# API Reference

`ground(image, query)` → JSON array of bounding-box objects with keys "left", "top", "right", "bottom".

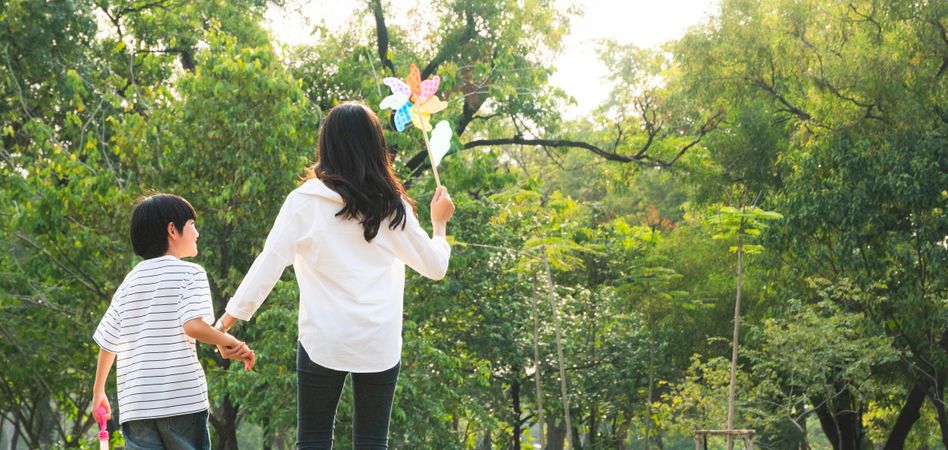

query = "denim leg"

[
  {"left": 351, "top": 362, "right": 400, "bottom": 450},
  {"left": 155, "top": 410, "right": 211, "bottom": 450},
  {"left": 122, "top": 419, "right": 166, "bottom": 450},
  {"left": 297, "top": 342, "right": 347, "bottom": 450}
]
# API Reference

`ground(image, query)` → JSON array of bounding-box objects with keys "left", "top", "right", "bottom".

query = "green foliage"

[
  {"left": 707, "top": 203, "right": 782, "bottom": 254},
  {"left": 742, "top": 279, "right": 900, "bottom": 446},
  {"left": 1, "top": 0, "right": 945, "bottom": 448}
]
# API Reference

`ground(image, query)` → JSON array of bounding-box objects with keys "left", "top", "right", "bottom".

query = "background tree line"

[{"left": 0, "top": 0, "right": 944, "bottom": 448}]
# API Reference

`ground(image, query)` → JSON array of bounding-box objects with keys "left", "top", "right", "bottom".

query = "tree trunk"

[
  {"left": 646, "top": 310, "right": 655, "bottom": 450},
  {"left": 794, "top": 401, "right": 811, "bottom": 450},
  {"left": 11, "top": 419, "right": 19, "bottom": 450},
  {"left": 67, "top": 406, "right": 96, "bottom": 449},
  {"left": 815, "top": 392, "right": 863, "bottom": 450},
  {"left": 532, "top": 281, "right": 546, "bottom": 449},
  {"left": 571, "top": 427, "right": 583, "bottom": 450},
  {"left": 929, "top": 384, "right": 948, "bottom": 448},
  {"left": 589, "top": 410, "right": 597, "bottom": 449},
  {"left": 610, "top": 414, "right": 624, "bottom": 450},
  {"left": 210, "top": 395, "right": 240, "bottom": 450},
  {"left": 479, "top": 427, "right": 492, "bottom": 450},
  {"left": 548, "top": 419, "right": 566, "bottom": 450},
  {"left": 369, "top": 0, "right": 397, "bottom": 76},
  {"left": 815, "top": 402, "right": 840, "bottom": 450},
  {"left": 26, "top": 400, "right": 42, "bottom": 450},
  {"left": 511, "top": 379, "right": 522, "bottom": 450},
  {"left": 262, "top": 415, "right": 272, "bottom": 450},
  {"left": 543, "top": 250, "right": 573, "bottom": 448},
  {"left": 883, "top": 384, "right": 926, "bottom": 450},
  {"left": 726, "top": 230, "right": 744, "bottom": 450}
]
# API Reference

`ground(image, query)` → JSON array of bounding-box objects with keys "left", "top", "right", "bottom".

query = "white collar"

[{"left": 296, "top": 178, "right": 344, "bottom": 204}]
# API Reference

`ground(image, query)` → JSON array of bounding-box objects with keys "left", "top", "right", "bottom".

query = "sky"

[{"left": 264, "top": 0, "right": 720, "bottom": 116}]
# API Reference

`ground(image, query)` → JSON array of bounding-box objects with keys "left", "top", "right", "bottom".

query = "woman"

[{"left": 216, "top": 102, "right": 455, "bottom": 449}]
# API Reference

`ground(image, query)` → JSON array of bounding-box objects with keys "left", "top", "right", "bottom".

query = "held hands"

[
  {"left": 183, "top": 317, "right": 256, "bottom": 371},
  {"left": 430, "top": 186, "right": 455, "bottom": 225},
  {"left": 210, "top": 313, "right": 254, "bottom": 371},
  {"left": 217, "top": 339, "right": 256, "bottom": 371}
]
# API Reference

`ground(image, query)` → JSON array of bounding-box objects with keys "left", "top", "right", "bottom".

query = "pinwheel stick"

[{"left": 414, "top": 104, "right": 442, "bottom": 187}]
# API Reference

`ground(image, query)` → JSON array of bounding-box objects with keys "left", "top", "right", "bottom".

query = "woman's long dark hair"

[{"left": 306, "top": 102, "right": 413, "bottom": 242}]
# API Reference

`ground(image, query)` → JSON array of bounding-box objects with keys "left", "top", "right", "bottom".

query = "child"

[{"left": 90, "top": 193, "right": 253, "bottom": 450}]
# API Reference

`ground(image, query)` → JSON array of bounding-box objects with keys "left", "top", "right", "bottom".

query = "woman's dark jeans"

[{"left": 297, "top": 342, "right": 400, "bottom": 450}]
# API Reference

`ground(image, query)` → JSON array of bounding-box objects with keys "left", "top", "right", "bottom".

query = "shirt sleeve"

[
  {"left": 177, "top": 269, "right": 215, "bottom": 327},
  {"left": 93, "top": 295, "right": 124, "bottom": 354},
  {"left": 391, "top": 200, "right": 451, "bottom": 280},
  {"left": 226, "top": 193, "right": 301, "bottom": 320}
]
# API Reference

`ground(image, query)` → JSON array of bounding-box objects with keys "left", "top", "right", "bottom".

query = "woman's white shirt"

[{"left": 225, "top": 178, "right": 450, "bottom": 372}]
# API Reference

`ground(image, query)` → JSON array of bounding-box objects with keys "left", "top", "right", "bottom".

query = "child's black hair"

[{"left": 130, "top": 194, "right": 197, "bottom": 259}]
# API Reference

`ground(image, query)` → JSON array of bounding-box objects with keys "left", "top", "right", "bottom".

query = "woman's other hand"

[{"left": 430, "top": 186, "right": 455, "bottom": 237}]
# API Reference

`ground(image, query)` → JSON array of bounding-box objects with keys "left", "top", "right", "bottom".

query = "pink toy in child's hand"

[
  {"left": 95, "top": 406, "right": 109, "bottom": 449},
  {"left": 95, "top": 406, "right": 107, "bottom": 429}
]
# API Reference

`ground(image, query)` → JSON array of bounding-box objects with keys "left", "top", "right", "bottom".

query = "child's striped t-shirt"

[{"left": 93, "top": 255, "right": 215, "bottom": 423}]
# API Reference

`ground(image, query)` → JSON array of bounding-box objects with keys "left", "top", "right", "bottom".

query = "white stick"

[{"left": 413, "top": 103, "right": 442, "bottom": 187}]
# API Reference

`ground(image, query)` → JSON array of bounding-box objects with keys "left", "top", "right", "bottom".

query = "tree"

[
  {"left": 671, "top": 0, "right": 948, "bottom": 446},
  {"left": 1, "top": 1, "right": 134, "bottom": 446},
  {"left": 1, "top": 2, "right": 285, "bottom": 446},
  {"left": 707, "top": 200, "right": 782, "bottom": 449}
]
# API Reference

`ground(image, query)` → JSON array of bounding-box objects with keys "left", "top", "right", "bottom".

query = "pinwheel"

[{"left": 380, "top": 63, "right": 452, "bottom": 186}]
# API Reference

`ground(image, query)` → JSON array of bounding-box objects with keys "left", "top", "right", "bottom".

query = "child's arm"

[
  {"left": 183, "top": 318, "right": 255, "bottom": 371},
  {"left": 91, "top": 348, "right": 115, "bottom": 421}
]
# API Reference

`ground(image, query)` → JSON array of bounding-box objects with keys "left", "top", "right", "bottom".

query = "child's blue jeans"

[
  {"left": 297, "top": 342, "right": 400, "bottom": 450},
  {"left": 121, "top": 409, "right": 210, "bottom": 450}
]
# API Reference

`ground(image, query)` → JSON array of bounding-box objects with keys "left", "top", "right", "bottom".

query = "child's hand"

[{"left": 91, "top": 391, "right": 111, "bottom": 422}]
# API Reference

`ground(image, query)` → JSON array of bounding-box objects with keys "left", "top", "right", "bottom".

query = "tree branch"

[
  {"left": 631, "top": 93, "right": 662, "bottom": 158},
  {"left": 794, "top": 25, "right": 886, "bottom": 123},
  {"left": 458, "top": 109, "right": 722, "bottom": 168},
  {"left": 657, "top": 110, "right": 725, "bottom": 166},
  {"left": 847, "top": 3, "right": 883, "bottom": 42},
  {"left": 750, "top": 77, "right": 812, "bottom": 121},
  {"left": 464, "top": 137, "right": 643, "bottom": 163},
  {"left": 369, "top": 0, "right": 397, "bottom": 77},
  {"left": 929, "top": 19, "right": 948, "bottom": 80},
  {"left": 13, "top": 232, "right": 108, "bottom": 299},
  {"left": 116, "top": 0, "right": 175, "bottom": 16}
]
